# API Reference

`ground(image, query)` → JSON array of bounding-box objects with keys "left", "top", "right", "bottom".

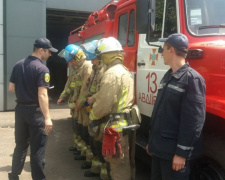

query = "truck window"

[
  {"left": 118, "top": 13, "right": 128, "bottom": 46},
  {"left": 185, "top": 0, "right": 225, "bottom": 35},
  {"left": 128, "top": 10, "right": 135, "bottom": 47},
  {"left": 149, "top": 0, "right": 164, "bottom": 42},
  {"left": 163, "top": 0, "right": 177, "bottom": 37}
]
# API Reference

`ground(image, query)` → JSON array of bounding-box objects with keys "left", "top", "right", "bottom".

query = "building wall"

[
  {"left": 46, "top": 0, "right": 110, "bottom": 11},
  {"left": 0, "top": 0, "right": 4, "bottom": 111},
  {"left": 6, "top": 0, "right": 47, "bottom": 110},
  {"left": 3, "top": 0, "right": 111, "bottom": 111}
]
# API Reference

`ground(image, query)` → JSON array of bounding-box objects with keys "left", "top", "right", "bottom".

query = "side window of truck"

[
  {"left": 163, "top": 0, "right": 177, "bottom": 37},
  {"left": 150, "top": 0, "right": 164, "bottom": 42},
  {"left": 128, "top": 10, "right": 135, "bottom": 47},
  {"left": 118, "top": 13, "right": 128, "bottom": 46}
]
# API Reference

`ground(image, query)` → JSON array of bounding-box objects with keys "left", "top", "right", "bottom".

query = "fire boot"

[
  {"left": 85, "top": 146, "right": 94, "bottom": 163},
  {"left": 81, "top": 161, "right": 92, "bottom": 169},
  {"left": 74, "top": 140, "right": 85, "bottom": 155},
  {"left": 100, "top": 163, "right": 110, "bottom": 180},
  {"left": 74, "top": 136, "right": 82, "bottom": 147},
  {"left": 91, "top": 156, "right": 102, "bottom": 174},
  {"left": 69, "top": 133, "right": 79, "bottom": 151},
  {"left": 73, "top": 149, "right": 81, "bottom": 155},
  {"left": 69, "top": 146, "right": 77, "bottom": 151},
  {"left": 84, "top": 170, "right": 100, "bottom": 177},
  {"left": 81, "top": 145, "right": 87, "bottom": 156},
  {"left": 74, "top": 154, "right": 86, "bottom": 160},
  {"left": 77, "top": 140, "right": 86, "bottom": 152}
]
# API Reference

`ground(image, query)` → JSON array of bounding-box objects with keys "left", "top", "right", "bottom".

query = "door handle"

[{"left": 138, "top": 61, "right": 146, "bottom": 66}]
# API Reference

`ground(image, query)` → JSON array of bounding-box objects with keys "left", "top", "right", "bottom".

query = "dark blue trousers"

[
  {"left": 151, "top": 156, "right": 190, "bottom": 180},
  {"left": 10, "top": 104, "right": 47, "bottom": 180}
]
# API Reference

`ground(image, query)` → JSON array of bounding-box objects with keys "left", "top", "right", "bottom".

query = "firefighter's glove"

[{"left": 102, "top": 127, "right": 122, "bottom": 158}]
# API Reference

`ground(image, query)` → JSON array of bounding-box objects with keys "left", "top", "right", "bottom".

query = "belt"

[
  {"left": 89, "top": 113, "right": 129, "bottom": 128},
  {"left": 17, "top": 102, "right": 39, "bottom": 106}
]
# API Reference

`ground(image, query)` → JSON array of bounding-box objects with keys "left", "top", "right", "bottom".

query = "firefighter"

[
  {"left": 57, "top": 44, "right": 92, "bottom": 159},
  {"left": 80, "top": 40, "right": 109, "bottom": 179},
  {"left": 88, "top": 37, "right": 134, "bottom": 180}
]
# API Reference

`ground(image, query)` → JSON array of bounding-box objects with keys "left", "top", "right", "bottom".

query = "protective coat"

[
  {"left": 59, "top": 59, "right": 92, "bottom": 126},
  {"left": 74, "top": 59, "right": 92, "bottom": 126},
  {"left": 85, "top": 63, "right": 106, "bottom": 104},
  {"left": 59, "top": 66, "right": 77, "bottom": 117},
  {"left": 89, "top": 59, "right": 134, "bottom": 123}
]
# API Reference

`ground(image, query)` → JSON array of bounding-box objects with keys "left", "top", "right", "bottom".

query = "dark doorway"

[{"left": 46, "top": 9, "right": 90, "bottom": 101}]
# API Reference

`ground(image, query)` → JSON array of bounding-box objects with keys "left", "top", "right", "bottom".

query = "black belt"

[
  {"left": 17, "top": 102, "right": 39, "bottom": 106},
  {"left": 89, "top": 112, "right": 130, "bottom": 128}
]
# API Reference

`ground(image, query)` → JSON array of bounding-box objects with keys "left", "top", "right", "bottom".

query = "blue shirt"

[{"left": 10, "top": 56, "right": 50, "bottom": 104}]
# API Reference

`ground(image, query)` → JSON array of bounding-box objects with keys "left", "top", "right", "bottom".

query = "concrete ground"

[{"left": 0, "top": 103, "right": 150, "bottom": 180}]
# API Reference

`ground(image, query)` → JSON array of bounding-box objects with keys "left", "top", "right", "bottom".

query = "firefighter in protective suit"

[
  {"left": 89, "top": 37, "right": 134, "bottom": 180},
  {"left": 57, "top": 44, "right": 92, "bottom": 159},
  {"left": 80, "top": 40, "right": 109, "bottom": 179}
]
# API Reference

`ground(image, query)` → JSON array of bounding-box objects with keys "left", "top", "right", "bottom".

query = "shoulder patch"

[{"left": 45, "top": 73, "right": 50, "bottom": 83}]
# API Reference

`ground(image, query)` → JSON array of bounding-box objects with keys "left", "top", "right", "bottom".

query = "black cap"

[
  {"left": 159, "top": 33, "right": 188, "bottom": 53},
  {"left": 34, "top": 38, "right": 58, "bottom": 53}
]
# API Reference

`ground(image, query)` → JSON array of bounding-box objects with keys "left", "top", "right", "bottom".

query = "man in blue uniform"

[
  {"left": 8, "top": 38, "right": 58, "bottom": 180},
  {"left": 147, "top": 33, "right": 206, "bottom": 180}
]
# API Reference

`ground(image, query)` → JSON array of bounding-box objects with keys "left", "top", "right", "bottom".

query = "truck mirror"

[
  {"left": 136, "top": 0, "right": 155, "bottom": 43},
  {"left": 158, "top": 46, "right": 163, "bottom": 53},
  {"left": 146, "top": 0, "right": 155, "bottom": 44}
]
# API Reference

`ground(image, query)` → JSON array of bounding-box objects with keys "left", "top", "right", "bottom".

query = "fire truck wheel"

[{"left": 190, "top": 157, "right": 225, "bottom": 180}]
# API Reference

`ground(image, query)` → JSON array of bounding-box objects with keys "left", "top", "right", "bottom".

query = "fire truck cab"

[{"left": 68, "top": 0, "right": 225, "bottom": 178}]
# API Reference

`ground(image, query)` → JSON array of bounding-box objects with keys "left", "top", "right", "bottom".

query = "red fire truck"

[{"left": 68, "top": 0, "right": 225, "bottom": 178}]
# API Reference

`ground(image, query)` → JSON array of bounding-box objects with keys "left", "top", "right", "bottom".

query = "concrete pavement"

[
  {"left": 0, "top": 103, "right": 151, "bottom": 180},
  {"left": 0, "top": 103, "right": 100, "bottom": 180}
]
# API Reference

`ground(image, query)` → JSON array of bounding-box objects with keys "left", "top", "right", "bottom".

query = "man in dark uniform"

[
  {"left": 8, "top": 38, "right": 58, "bottom": 180},
  {"left": 147, "top": 33, "right": 206, "bottom": 180}
]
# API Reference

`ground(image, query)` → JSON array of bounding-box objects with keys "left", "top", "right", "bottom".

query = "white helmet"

[{"left": 96, "top": 37, "right": 123, "bottom": 55}]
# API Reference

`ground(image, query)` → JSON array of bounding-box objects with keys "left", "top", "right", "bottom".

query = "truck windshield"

[{"left": 185, "top": 0, "right": 225, "bottom": 36}]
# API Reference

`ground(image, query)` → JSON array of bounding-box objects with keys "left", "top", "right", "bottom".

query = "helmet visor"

[
  {"left": 81, "top": 42, "right": 97, "bottom": 60},
  {"left": 58, "top": 49, "right": 74, "bottom": 62}
]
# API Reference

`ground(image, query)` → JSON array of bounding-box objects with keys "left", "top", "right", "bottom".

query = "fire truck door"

[
  {"left": 136, "top": 0, "right": 177, "bottom": 117},
  {"left": 114, "top": 4, "right": 137, "bottom": 72}
]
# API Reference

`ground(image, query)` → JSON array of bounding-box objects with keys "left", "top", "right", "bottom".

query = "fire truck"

[{"left": 68, "top": 0, "right": 225, "bottom": 178}]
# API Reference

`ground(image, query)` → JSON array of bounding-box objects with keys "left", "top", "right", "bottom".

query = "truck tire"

[
  {"left": 190, "top": 112, "right": 225, "bottom": 180},
  {"left": 190, "top": 157, "right": 225, "bottom": 180}
]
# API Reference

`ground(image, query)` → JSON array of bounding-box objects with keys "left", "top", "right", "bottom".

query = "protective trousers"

[
  {"left": 77, "top": 108, "right": 90, "bottom": 154},
  {"left": 71, "top": 109, "right": 76, "bottom": 132},
  {"left": 90, "top": 140, "right": 104, "bottom": 171},
  {"left": 80, "top": 126, "right": 89, "bottom": 156},
  {"left": 82, "top": 126, "right": 89, "bottom": 146},
  {"left": 11, "top": 105, "right": 47, "bottom": 180},
  {"left": 105, "top": 134, "right": 131, "bottom": 180}
]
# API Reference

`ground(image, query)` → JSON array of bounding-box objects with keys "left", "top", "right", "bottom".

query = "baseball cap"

[
  {"left": 159, "top": 33, "right": 188, "bottom": 53},
  {"left": 34, "top": 38, "right": 58, "bottom": 53}
]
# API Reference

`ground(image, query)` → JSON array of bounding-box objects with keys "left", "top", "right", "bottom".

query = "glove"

[{"left": 102, "top": 127, "right": 123, "bottom": 158}]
